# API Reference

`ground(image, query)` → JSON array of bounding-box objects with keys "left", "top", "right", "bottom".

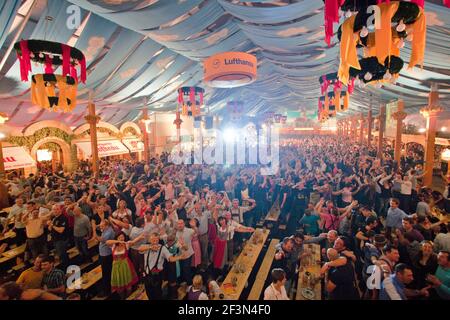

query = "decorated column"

[
  {"left": 351, "top": 116, "right": 357, "bottom": 141},
  {"left": 141, "top": 108, "right": 150, "bottom": 162},
  {"left": 0, "top": 113, "right": 9, "bottom": 208},
  {"left": 378, "top": 104, "right": 386, "bottom": 159},
  {"left": 392, "top": 100, "right": 407, "bottom": 163},
  {"left": 85, "top": 100, "right": 100, "bottom": 178},
  {"left": 421, "top": 84, "right": 443, "bottom": 187},
  {"left": 344, "top": 119, "right": 349, "bottom": 138},
  {"left": 174, "top": 111, "right": 183, "bottom": 143},
  {"left": 367, "top": 108, "right": 373, "bottom": 147},
  {"left": 359, "top": 113, "right": 365, "bottom": 145}
]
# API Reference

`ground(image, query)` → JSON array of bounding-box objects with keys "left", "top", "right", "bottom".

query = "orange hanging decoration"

[
  {"left": 408, "top": 8, "right": 426, "bottom": 69},
  {"left": 31, "top": 74, "right": 77, "bottom": 112},
  {"left": 374, "top": 2, "right": 400, "bottom": 65},
  {"left": 338, "top": 15, "right": 360, "bottom": 85},
  {"left": 334, "top": 90, "right": 341, "bottom": 112}
]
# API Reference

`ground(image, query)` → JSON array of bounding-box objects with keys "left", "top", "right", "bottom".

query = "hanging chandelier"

[
  {"left": 336, "top": 0, "right": 425, "bottom": 86},
  {"left": 177, "top": 86, "right": 204, "bottom": 117},
  {"left": 14, "top": 39, "right": 86, "bottom": 112}
]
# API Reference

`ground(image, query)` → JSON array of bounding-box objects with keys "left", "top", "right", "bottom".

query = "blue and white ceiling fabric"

[{"left": 0, "top": 0, "right": 448, "bottom": 128}]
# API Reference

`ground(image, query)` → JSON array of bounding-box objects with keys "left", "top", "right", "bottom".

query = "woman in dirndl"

[
  {"left": 211, "top": 217, "right": 229, "bottom": 277},
  {"left": 106, "top": 232, "right": 138, "bottom": 299}
]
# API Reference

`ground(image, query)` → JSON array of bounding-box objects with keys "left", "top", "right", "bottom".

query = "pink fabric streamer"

[
  {"left": 70, "top": 65, "right": 78, "bottom": 82},
  {"left": 318, "top": 99, "right": 323, "bottom": 117},
  {"left": 348, "top": 77, "right": 355, "bottom": 94},
  {"left": 333, "top": 80, "right": 343, "bottom": 92},
  {"left": 61, "top": 44, "right": 71, "bottom": 76},
  {"left": 444, "top": 0, "right": 450, "bottom": 8},
  {"left": 79, "top": 57, "right": 86, "bottom": 84},
  {"left": 44, "top": 55, "right": 54, "bottom": 74},
  {"left": 19, "top": 40, "right": 31, "bottom": 81},
  {"left": 189, "top": 87, "right": 195, "bottom": 105},
  {"left": 178, "top": 88, "right": 184, "bottom": 104},
  {"left": 324, "top": 0, "right": 340, "bottom": 46},
  {"left": 321, "top": 76, "right": 330, "bottom": 95}
]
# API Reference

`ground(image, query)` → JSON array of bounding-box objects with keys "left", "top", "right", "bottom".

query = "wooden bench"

[
  {"left": 0, "top": 243, "right": 26, "bottom": 264},
  {"left": 126, "top": 280, "right": 175, "bottom": 300},
  {"left": 247, "top": 238, "right": 279, "bottom": 300},
  {"left": 214, "top": 228, "right": 270, "bottom": 300},
  {"left": 127, "top": 284, "right": 148, "bottom": 300},
  {"left": 265, "top": 202, "right": 280, "bottom": 223},
  {"left": 0, "top": 231, "right": 16, "bottom": 242},
  {"left": 66, "top": 265, "right": 102, "bottom": 294},
  {"left": 67, "top": 238, "right": 98, "bottom": 259},
  {"left": 54, "top": 238, "right": 98, "bottom": 268}
]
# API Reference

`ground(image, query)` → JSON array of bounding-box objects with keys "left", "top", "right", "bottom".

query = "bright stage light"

[
  {"left": 418, "top": 128, "right": 426, "bottom": 133},
  {"left": 224, "top": 128, "right": 238, "bottom": 143},
  {"left": 0, "top": 132, "right": 5, "bottom": 140},
  {"left": 441, "top": 127, "right": 447, "bottom": 132}
]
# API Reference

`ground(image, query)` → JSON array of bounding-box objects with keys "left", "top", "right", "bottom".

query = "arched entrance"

[{"left": 30, "top": 137, "right": 72, "bottom": 172}]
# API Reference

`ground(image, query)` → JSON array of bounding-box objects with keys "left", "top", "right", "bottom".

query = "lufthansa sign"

[{"left": 204, "top": 52, "right": 257, "bottom": 88}]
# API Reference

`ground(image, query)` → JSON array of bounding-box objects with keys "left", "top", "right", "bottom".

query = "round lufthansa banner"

[{"left": 204, "top": 52, "right": 257, "bottom": 88}]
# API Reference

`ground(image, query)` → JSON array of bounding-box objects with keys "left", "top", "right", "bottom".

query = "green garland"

[
  {"left": 7, "top": 127, "right": 73, "bottom": 150},
  {"left": 39, "top": 142, "right": 61, "bottom": 152},
  {"left": 123, "top": 126, "right": 138, "bottom": 136},
  {"left": 6, "top": 126, "right": 121, "bottom": 151}
]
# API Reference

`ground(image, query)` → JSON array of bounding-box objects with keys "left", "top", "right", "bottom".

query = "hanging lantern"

[
  {"left": 263, "top": 111, "right": 275, "bottom": 124},
  {"left": 13, "top": 40, "right": 86, "bottom": 112},
  {"left": 227, "top": 101, "right": 244, "bottom": 122},
  {"left": 178, "top": 86, "right": 204, "bottom": 117},
  {"left": 274, "top": 114, "right": 282, "bottom": 123}
]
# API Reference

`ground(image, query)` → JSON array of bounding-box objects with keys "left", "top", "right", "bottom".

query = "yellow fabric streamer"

[
  {"left": 31, "top": 74, "right": 77, "bottom": 112},
  {"left": 324, "top": 95, "right": 330, "bottom": 113},
  {"left": 375, "top": 2, "right": 400, "bottom": 65},
  {"left": 334, "top": 90, "right": 341, "bottom": 112},
  {"left": 181, "top": 103, "right": 201, "bottom": 117},
  {"left": 338, "top": 15, "right": 361, "bottom": 85},
  {"left": 409, "top": 8, "right": 426, "bottom": 69}
]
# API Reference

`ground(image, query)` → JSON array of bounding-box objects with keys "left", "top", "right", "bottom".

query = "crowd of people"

[{"left": 0, "top": 136, "right": 449, "bottom": 301}]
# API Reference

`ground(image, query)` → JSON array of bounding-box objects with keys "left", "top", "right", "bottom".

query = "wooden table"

[
  {"left": 265, "top": 201, "right": 280, "bottom": 223},
  {"left": 66, "top": 265, "right": 102, "bottom": 294},
  {"left": 215, "top": 228, "right": 270, "bottom": 300},
  {"left": 296, "top": 243, "right": 322, "bottom": 300},
  {"left": 248, "top": 238, "right": 279, "bottom": 300}
]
